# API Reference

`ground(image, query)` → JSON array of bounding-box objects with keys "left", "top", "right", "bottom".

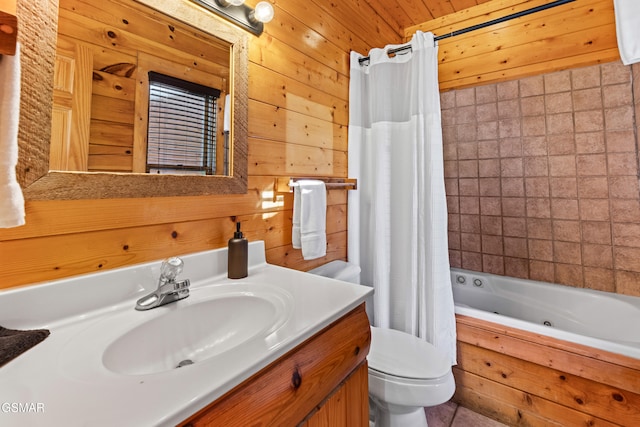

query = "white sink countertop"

[{"left": 0, "top": 241, "right": 372, "bottom": 426}]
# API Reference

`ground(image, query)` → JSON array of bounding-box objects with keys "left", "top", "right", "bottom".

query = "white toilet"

[{"left": 309, "top": 261, "right": 455, "bottom": 427}]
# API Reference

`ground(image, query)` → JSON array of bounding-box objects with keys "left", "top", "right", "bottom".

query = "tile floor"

[{"left": 425, "top": 401, "right": 508, "bottom": 427}]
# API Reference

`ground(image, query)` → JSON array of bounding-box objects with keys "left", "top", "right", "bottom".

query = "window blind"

[{"left": 147, "top": 72, "right": 221, "bottom": 175}]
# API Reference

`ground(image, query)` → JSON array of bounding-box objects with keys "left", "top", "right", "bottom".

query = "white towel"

[
  {"left": 0, "top": 44, "right": 25, "bottom": 228},
  {"left": 291, "top": 180, "right": 326, "bottom": 260},
  {"left": 613, "top": 0, "right": 640, "bottom": 65},
  {"left": 223, "top": 94, "right": 231, "bottom": 132},
  {"left": 292, "top": 184, "right": 302, "bottom": 249}
]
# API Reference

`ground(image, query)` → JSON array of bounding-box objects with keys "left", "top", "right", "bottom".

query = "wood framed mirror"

[{"left": 18, "top": 0, "right": 248, "bottom": 200}]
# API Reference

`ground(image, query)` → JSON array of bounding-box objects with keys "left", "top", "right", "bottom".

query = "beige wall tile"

[
  {"left": 504, "top": 237, "right": 528, "bottom": 258},
  {"left": 579, "top": 199, "right": 611, "bottom": 221},
  {"left": 520, "top": 95, "right": 545, "bottom": 116},
  {"left": 553, "top": 220, "right": 581, "bottom": 242},
  {"left": 456, "top": 88, "right": 476, "bottom": 106},
  {"left": 575, "top": 132, "right": 605, "bottom": 154},
  {"left": 505, "top": 257, "right": 529, "bottom": 279},
  {"left": 483, "top": 255, "right": 505, "bottom": 274},
  {"left": 547, "top": 134, "right": 575, "bottom": 155},
  {"left": 572, "top": 88, "right": 602, "bottom": 111},
  {"left": 546, "top": 92, "right": 573, "bottom": 113},
  {"left": 601, "top": 62, "right": 631, "bottom": 85},
  {"left": 476, "top": 84, "right": 497, "bottom": 104},
  {"left": 554, "top": 241, "right": 582, "bottom": 264},
  {"left": 462, "top": 251, "right": 482, "bottom": 270},
  {"left": 524, "top": 157, "right": 549, "bottom": 176},
  {"left": 480, "top": 197, "right": 502, "bottom": 216},
  {"left": 582, "top": 221, "right": 612, "bottom": 244},
  {"left": 503, "top": 217, "right": 527, "bottom": 237},
  {"left": 577, "top": 177, "right": 609, "bottom": 198},
  {"left": 551, "top": 198, "right": 579, "bottom": 220},
  {"left": 583, "top": 243, "right": 613, "bottom": 268},
  {"left": 584, "top": 267, "right": 615, "bottom": 292},
  {"left": 614, "top": 246, "right": 640, "bottom": 272},
  {"left": 616, "top": 271, "right": 640, "bottom": 295},
  {"left": 529, "top": 260, "right": 555, "bottom": 282},
  {"left": 544, "top": 70, "right": 571, "bottom": 93},
  {"left": 606, "top": 130, "right": 636, "bottom": 152},
  {"left": 613, "top": 223, "right": 640, "bottom": 247},
  {"left": 548, "top": 155, "right": 576, "bottom": 176},
  {"left": 525, "top": 177, "right": 550, "bottom": 197},
  {"left": 572, "top": 66, "right": 601, "bottom": 89},
  {"left": 481, "top": 215, "right": 502, "bottom": 235},
  {"left": 555, "top": 263, "right": 584, "bottom": 287},
  {"left": 479, "top": 177, "right": 501, "bottom": 196},
  {"left": 603, "top": 83, "right": 633, "bottom": 108},
  {"left": 527, "top": 218, "right": 553, "bottom": 239},
  {"left": 446, "top": 61, "right": 640, "bottom": 296},
  {"left": 576, "top": 154, "right": 607, "bottom": 176},
  {"left": 529, "top": 239, "right": 553, "bottom": 261},
  {"left": 550, "top": 177, "right": 578, "bottom": 198},
  {"left": 520, "top": 75, "right": 544, "bottom": 97},
  {"left": 497, "top": 80, "right": 519, "bottom": 100}
]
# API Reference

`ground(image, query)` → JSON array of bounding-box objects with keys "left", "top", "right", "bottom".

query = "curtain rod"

[{"left": 358, "top": 0, "right": 576, "bottom": 65}]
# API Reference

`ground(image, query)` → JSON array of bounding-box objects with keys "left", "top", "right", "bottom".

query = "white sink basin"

[
  {"left": 104, "top": 287, "right": 290, "bottom": 375},
  {"left": 59, "top": 283, "right": 293, "bottom": 378}
]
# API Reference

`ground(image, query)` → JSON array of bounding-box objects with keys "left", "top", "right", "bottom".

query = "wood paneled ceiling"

[{"left": 364, "top": 0, "right": 493, "bottom": 31}]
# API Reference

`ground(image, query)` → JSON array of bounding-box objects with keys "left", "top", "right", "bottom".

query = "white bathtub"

[{"left": 450, "top": 268, "right": 640, "bottom": 360}]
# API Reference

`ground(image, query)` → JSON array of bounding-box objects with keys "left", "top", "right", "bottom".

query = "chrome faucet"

[{"left": 135, "top": 257, "right": 190, "bottom": 311}]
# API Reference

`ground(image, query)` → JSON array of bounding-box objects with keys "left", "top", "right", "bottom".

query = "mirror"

[{"left": 20, "top": 0, "right": 248, "bottom": 200}]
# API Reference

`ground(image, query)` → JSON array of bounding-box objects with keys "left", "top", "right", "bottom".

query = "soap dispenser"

[{"left": 228, "top": 221, "right": 248, "bottom": 279}]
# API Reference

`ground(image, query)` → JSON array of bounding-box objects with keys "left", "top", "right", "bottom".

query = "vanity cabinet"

[{"left": 180, "top": 304, "right": 371, "bottom": 427}]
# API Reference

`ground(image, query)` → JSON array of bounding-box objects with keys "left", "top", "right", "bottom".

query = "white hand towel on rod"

[
  {"left": 291, "top": 180, "right": 326, "bottom": 260},
  {"left": 0, "top": 44, "right": 25, "bottom": 228},
  {"left": 292, "top": 184, "right": 302, "bottom": 249},
  {"left": 613, "top": 0, "right": 640, "bottom": 65}
]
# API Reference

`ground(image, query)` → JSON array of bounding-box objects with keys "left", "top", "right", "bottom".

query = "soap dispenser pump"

[{"left": 228, "top": 221, "right": 248, "bottom": 279}]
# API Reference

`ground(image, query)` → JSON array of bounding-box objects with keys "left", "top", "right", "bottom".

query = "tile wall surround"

[{"left": 442, "top": 61, "right": 640, "bottom": 297}]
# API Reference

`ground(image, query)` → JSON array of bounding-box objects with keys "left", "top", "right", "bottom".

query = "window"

[{"left": 146, "top": 72, "right": 221, "bottom": 175}]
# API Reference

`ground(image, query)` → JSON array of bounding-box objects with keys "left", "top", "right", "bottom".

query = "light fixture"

[
  {"left": 251, "top": 2, "right": 275, "bottom": 24},
  {"left": 191, "top": 0, "right": 274, "bottom": 36}
]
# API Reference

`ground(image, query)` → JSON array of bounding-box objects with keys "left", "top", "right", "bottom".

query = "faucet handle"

[
  {"left": 173, "top": 279, "right": 190, "bottom": 292},
  {"left": 160, "top": 257, "right": 184, "bottom": 281}
]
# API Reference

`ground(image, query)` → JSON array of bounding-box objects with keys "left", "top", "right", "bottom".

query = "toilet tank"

[
  {"left": 308, "top": 260, "right": 361, "bottom": 284},
  {"left": 308, "top": 261, "right": 374, "bottom": 322}
]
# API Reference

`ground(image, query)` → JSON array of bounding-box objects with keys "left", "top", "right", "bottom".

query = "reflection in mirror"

[
  {"left": 146, "top": 71, "right": 227, "bottom": 176},
  {"left": 21, "top": 0, "right": 248, "bottom": 199}
]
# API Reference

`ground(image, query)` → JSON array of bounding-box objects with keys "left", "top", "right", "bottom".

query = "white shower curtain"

[{"left": 347, "top": 31, "right": 456, "bottom": 364}]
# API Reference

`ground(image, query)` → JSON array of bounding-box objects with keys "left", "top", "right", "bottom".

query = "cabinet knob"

[{"left": 291, "top": 367, "right": 302, "bottom": 389}]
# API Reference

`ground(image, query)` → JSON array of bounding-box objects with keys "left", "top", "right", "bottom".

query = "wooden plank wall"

[
  {"left": 0, "top": 0, "right": 401, "bottom": 290},
  {"left": 2, "top": 0, "right": 621, "bottom": 290},
  {"left": 405, "top": 0, "right": 620, "bottom": 90},
  {"left": 454, "top": 315, "right": 640, "bottom": 426}
]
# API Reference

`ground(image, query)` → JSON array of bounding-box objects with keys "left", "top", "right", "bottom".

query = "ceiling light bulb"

[
  {"left": 228, "top": 0, "right": 245, "bottom": 5},
  {"left": 253, "top": 1, "right": 274, "bottom": 23}
]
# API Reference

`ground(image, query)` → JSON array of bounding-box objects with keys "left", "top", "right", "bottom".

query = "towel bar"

[
  {"left": 274, "top": 177, "right": 357, "bottom": 192},
  {"left": 272, "top": 177, "right": 357, "bottom": 202}
]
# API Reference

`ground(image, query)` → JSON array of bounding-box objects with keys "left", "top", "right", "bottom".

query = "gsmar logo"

[{"left": 1, "top": 402, "right": 45, "bottom": 413}]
